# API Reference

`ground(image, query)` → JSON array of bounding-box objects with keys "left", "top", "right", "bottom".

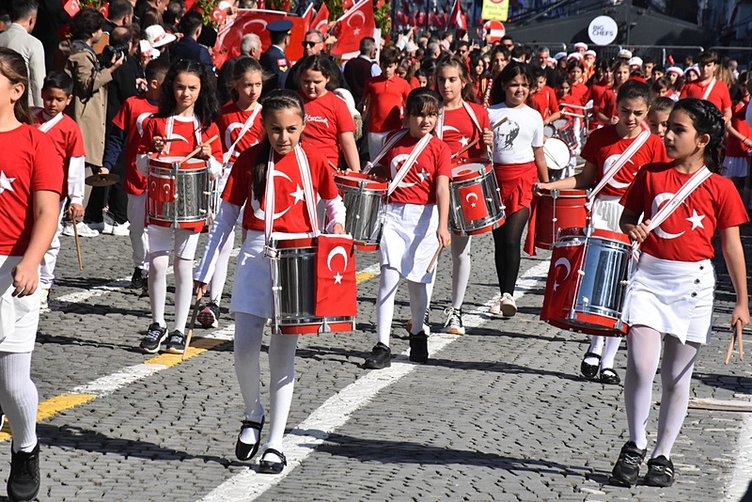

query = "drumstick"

[
  {"left": 453, "top": 117, "right": 509, "bottom": 160},
  {"left": 725, "top": 320, "right": 744, "bottom": 365},
  {"left": 491, "top": 116, "right": 509, "bottom": 130},
  {"left": 426, "top": 242, "right": 447, "bottom": 274},
  {"left": 71, "top": 217, "right": 84, "bottom": 271},
  {"left": 178, "top": 134, "right": 219, "bottom": 164},
  {"left": 182, "top": 289, "right": 204, "bottom": 361}
]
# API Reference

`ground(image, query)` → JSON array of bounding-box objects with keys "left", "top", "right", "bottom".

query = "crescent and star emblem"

[
  {"left": 390, "top": 154, "right": 416, "bottom": 189},
  {"left": 326, "top": 246, "right": 349, "bottom": 284},
  {"left": 224, "top": 122, "right": 243, "bottom": 150},
  {"left": 347, "top": 11, "right": 366, "bottom": 35},
  {"left": 251, "top": 170, "right": 299, "bottom": 220},
  {"left": 651, "top": 193, "right": 685, "bottom": 240},
  {"left": 136, "top": 112, "right": 153, "bottom": 137},
  {"left": 465, "top": 191, "right": 478, "bottom": 207},
  {"left": 552, "top": 257, "right": 571, "bottom": 292},
  {"left": 242, "top": 19, "right": 268, "bottom": 32},
  {"left": 603, "top": 154, "right": 633, "bottom": 190}
]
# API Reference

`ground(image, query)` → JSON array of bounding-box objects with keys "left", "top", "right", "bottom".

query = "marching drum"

[
  {"left": 335, "top": 172, "right": 388, "bottom": 251},
  {"left": 147, "top": 155, "right": 210, "bottom": 228},
  {"left": 449, "top": 160, "right": 505, "bottom": 235},
  {"left": 534, "top": 188, "right": 588, "bottom": 249},
  {"left": 543, "top": 123, "right": 557, "bottom": 138},
  {"left": 553, "top": 118, "right": 577, "bottom": 150},
  {"left": 271, "top": 236, "right": 356, "bottom": 335},
  {"left": 540, "top": 227, "right": 630, "bottom": 336},
  {"left": 543, "top": 137, "right": 572, "bottom": 181}
]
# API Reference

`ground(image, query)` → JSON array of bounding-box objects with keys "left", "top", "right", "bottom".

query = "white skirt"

[
  {"left": 380, "top": 202, "right": 439, "bottom": 283},
  {"left": 621, "top": 253, "right": 715, "bottom": 344},
  {"left": 230, "top": 230, "right": 273, "bottom": 319},
  {"left": 0, "top": 255, "right": 40, "bottom": 353},
  {"left": 722, "top": 156, "right": 749, "bottom": 178},
  {"left": 590, "top": 195, "right": 623, "bottom": 232}
]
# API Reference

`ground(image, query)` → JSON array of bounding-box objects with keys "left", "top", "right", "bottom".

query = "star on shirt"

[
  {"left": 417, "top": 169, "right": 430, "bottom": 183},
  {"left": 686, "top": 210, "right": 705, "bottom": 231},
  {"left": 334, "top": 272, "right": 343, "bottom": 284},
  {"left": 459, "top": 136, "right": 470, "bottom": 147},
  {"left": 291, "top": 184, "right": 305, "bottom": 204},
  {"left": 0, "top": 171, "right": 15, "bottom": 194}
]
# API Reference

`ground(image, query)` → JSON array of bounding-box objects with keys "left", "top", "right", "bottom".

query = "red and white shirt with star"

[
  {"left": 438, "top": 102, "right": 491, "bottom": 163},
  {"left": 300, "top": 91, "right": 355, "bottom": 168},
  {"left": 381, "top": 132, "right": 452, "bottom": 205},
  {"left": 581, "top": 125, "right": 669, "bottom": 197},
  {"left": 223, "top": 142, "right": 339, "bottom": 233},
  {"left": 216, "top": 101, "right": 264, "bottom": 164},
  {"left": 621, "top": 162, "right": 749, "bottom": 261},
  {"left": 32, "top": 109, "right": 85, "bottom": 201},
  {"left": 0, "top": 124, "right": 63, "bottom": 256},
  {"left": 113, "top": 95, "right": 158, "bottom": 195}
]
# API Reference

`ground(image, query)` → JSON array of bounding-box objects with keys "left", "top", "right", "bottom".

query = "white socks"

[
  {"left": 376, "top": 266, "right": 401, "bottom": 346},
  {"left": 264, "top": 332, "right": 298, "bottom": 453},
  {"left": 149, "top": 253, "right": 169, "bottom": 328},
  {"left": 584, "top": 335, "right": 622, "bottom": 370},
  {"left": 172, "top": 256, "right": 194, "bottom": 334},
  {"left": 450, "top": 235, "right": 472, "bottom": 309},
  {"left": 0, "top": 352, "right": 38, "bottom": 452},
  {"left": 209, "top": 226, "right": 235, "bottom": 304}
]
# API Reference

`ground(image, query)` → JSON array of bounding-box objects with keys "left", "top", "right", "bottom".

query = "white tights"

[
  {"left": 208, "top": 226, "right": 235, "bottom": 305},
  {"left": 234, "top": 313, "right": 298, "bottom": 453},
  {"left": 0, "top": 352, "right": 38, "bottom": 452},
  {"left": 625, "top": 325, "right": 700, "bottom": 459},
  {"left": 425, "top": 234, "right": 472, "bottom": 310},
  {"left": 376, "top": 266, "right": 430, "bottom": 345},
  {"left": 584, "top": 335, "right": 622, "bottom": 370},
  {"left": 149, "top": 253, "right": 194, "bottom": 333}
]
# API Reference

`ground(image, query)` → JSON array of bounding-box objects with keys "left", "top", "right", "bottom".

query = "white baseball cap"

[
  {"left": 628, "top": 56, "right": 643, "bottom": 67},
  {"left": 666, "top": 66, "right": 683, "bottom": 76},
  {"left": 145, "top": 24, "right": 177, "bottom": 49},
  {"left": 617, "top": 49, "right": 632, "bottom": 59}
]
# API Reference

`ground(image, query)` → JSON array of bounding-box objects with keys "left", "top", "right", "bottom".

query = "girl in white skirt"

[
  {"left": 0, "top": 48, "right": 63, "bottom": 501},
  {"left": 195, "top": 90, "right": 346, "bottom": 474},
  {"left": 363, "top": 88, "right": 452, "bottom": 369},
  {"left": 609, "top": 98, "right": 749, "bottom": 488}
]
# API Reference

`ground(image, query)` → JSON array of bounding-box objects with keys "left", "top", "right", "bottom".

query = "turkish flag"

[
  {"left": 63, "top": 0, "right": 81, "bottom": 17},
  {"left": 311, "top": 3, "right": 330, "bottom": 34},
  {"left": 540, "top": 241, "right": 585, "bottom": 325},
  {"left": 212, "top": 9, "right": 306, "bottom": 70},
  {"left": 458, "top": 184, "right": 488, "bottom": 221},
  {"left": 314, "top": 235, "right": 357, "bottom": 317},
  {"left": 343, "top": 0, "right": 355, "bottom": 10},
  {"left": 148, "top": 175, "right": 175, "bottom": 216},
  {"left": 98, "top": 3, "right": 109, "bottom": 18},
  {"left": 330, "top": 0, "right": 376, "bottom": 56},
  {"left": 450, "top": 0, "right": 466, "bottom": 30},
  {"left": 302, "top": 3, "right": 315, "bottom": 32},
  {"left": 211, "top": 7, "right": 227, "bottom": 25}
]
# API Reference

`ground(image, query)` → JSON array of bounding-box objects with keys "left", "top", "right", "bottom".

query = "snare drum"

[
  {"left": 543, "top": 137, "right": 572, "bottom": 180},
  {"left": 335, "top": 172, "right": 388, "bottom": 251},
  {"left": 553, "top": 118, "right": 577, "bottom": 149},
  {"left": 147, "top": 155, "right": 210, "bottom": 230},
  {"left": 271, "top": 236, "right": 356, "bottom": 335},
  {"left": 543, "top": 123, "right": 556, "bottom": 138},
  {"left": 534, "top": 188, "right": 588, "bottom": 249},
  {"left": 540, "top": 227, "right": 630, "bottom": 336},
  {"left": 449, "top": 160, "right": 505, "bottom": 235}
]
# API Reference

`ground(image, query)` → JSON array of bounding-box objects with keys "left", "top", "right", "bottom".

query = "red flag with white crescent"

[
  {"left": 450, "top": 0, "right": 467, "bottom": 30},
  {"left": 302, "top": 3, "right": 315, "bottom": 32},
  {"left": 63, "top": 0, "right": 81, "bottom": 17},
  {"left": 314, "top": 235, "right": 357, "bottom": 317},
  {"left": 311, "top": 3, "right": 329, "bottom": 34},
  {"left": 148, "top": 175, "right": 175, "bottom": 216},
  {"left": 457, "top": 184, "right": 487, "bottom": 221},
  {"left": 329, "top": 0, "right": 376, "bottom": 56},
  {"left": 539, "top": 242, "right": 585, "bottom": 323}
]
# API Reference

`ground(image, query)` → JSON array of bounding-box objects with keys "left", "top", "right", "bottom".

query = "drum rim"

[
  {"left": 537, "top": 187, "right": 589, "bottom": 197},
  {"left": 555, "top": 226, "right": 630, "bottom": 245},
  {"left": 149, "top": 154, "right": 207, "bottom": 168},
  {"left": 450, "top": 162, "right": 492, "bottom": 182},
  {"left": 335, "top": 172, "right": 389, "bottom": 190}
]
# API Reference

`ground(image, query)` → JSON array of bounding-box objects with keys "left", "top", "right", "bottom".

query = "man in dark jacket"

[
  {"left": 259, "top": 19, "right": 292, "bottom": 90},
  {"left": 343, "top": 36, "right": 378, "bottom": 112},
  {"left": 169, "top": 11, "right": 213, "bottom": 73}
]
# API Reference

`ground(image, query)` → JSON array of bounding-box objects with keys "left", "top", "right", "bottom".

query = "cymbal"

[{"left": 85, "top": 173, "right": 120, "bottom": 187}]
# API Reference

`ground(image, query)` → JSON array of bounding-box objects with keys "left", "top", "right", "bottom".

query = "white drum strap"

[
  {"left": 263, "top": 151, "right": 277, "bottom": 246},
  {"left": 165, "top": 116, "right": 202, "bottom": 156},
  {"left": 436, "top": 102, "right": 482, "bottom": 140},
  {"left": 363, "top": 129, "right": 408, "bottom": 173},
  {"left": 386, "top": 133, "right": 432, "bottom": 198},
  {"left": 463, "top": 100, "right": 483, "bottom": 135},
  {"left": 631, "top": 166, "right": 712, "bottom": 256},
  {"left": 586, "top": 127, "right": 650, "bottom": 210},
  {"left": 36, "top": 110, "right": 64, "bottom": 133},
  {"left": 222, "top": 104, "right": 262, "bottom": 166},
  {"left": 702, "top": 78, "right": 716, "bottom": 100}
]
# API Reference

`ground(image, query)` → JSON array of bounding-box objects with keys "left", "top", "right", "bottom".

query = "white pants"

[
  {"left": 127, "top": 193, "right": 149, "bottom": 271},
  {"left": 40, "top": 200, "right": 66, "bottom": 289}
]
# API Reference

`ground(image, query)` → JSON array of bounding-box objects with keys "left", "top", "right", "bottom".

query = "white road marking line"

[
  {"left": 725, "top": 415, "right": 752, "bottom": 500},
  {"left": 200, "top": 260, "right": 551, "bottom": 502}
]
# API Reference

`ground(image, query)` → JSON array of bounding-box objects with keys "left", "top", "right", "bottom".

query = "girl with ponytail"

[{"left": 609, "top": 98, "right": 749, "bottom": 488}]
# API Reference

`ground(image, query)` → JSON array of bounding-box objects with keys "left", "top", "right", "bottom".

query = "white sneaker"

[
  {"left": 499, "top": 292, "right": 517, "bottom": 317},
  {"left": 62, "top": 222, "right": 99, "bottom": 237},
  {"left": 88, "top": 221, "right": 114, "bottom": 234},
  {"left": 40, "top": 288, "right": 49, "bottom": 309},
  {"left": 111, "top": 221, "right": 130, "bottom": 236}
]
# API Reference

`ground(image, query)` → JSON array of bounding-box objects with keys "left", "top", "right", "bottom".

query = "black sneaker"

[
  {"left": 364, "top": 342, "right": 391, "bottom": 369},
  {"left": 643, "top": 455, "right": 675, "bottom": 487},
  {"left": 130, "top": 268, "right": 146, "bottom": 289},
  {"left": 441, "top": 307, "right": 465, "bottom": 335},
  {"left": 7, "top": 442, "right": 40, "bottom": 502},
  {"left": 165, "top": 330, "right": 186, "bottom": 354},
  {"left": 197, "top": 302, "right": 220, "bottom": 329},
  {"left": 406, "top": 309, "right": 430, "bottom": 334},
  {"left": 140, "top": 323, "right": 168, "bottom": 354},
  {"left": 609, "top": 441, "right": 647, "bottom": 487},
  {"left": 408, "top": 330, "right": 429, "bottom": 363}
]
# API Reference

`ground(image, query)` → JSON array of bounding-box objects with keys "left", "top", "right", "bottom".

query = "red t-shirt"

[
  {"left": 621, "top": 162, "right": 749, "bottom": 261},
  {"left": 216, "top": 101, "right": 264, "bottom": 164},
  {"left": 33, "top": 110, "right": 85, "bottom": 200},
  {"left": 382, "top": 132, "right": 452, "bottom": 205},
  {"left": 569, "top": 82, "right": 591, "bottom": 106},
  {"left": 591, "top": 84, "right": 616, "bottom": 125},
  {"left": 112, "top": 96, "right": 158, "bottom": 195},
  {"left": 680, "top": 79, "right": 731, "bottom": 113},
  {"left": 300, "top": 91, "right": 355, "bottom": 167},
  {"left": 363, "top": 74, "right": 412, "bottom": 133},
  {"left": 727, "top": 101, "right": 751, "bottom": 157},
  {"left": 581, "top": 125, "right": 669, "bottom": 197},
  {"left": 0, "top": 124, "right": 63, "bottom": 256},
  {"left": 528, "top": 86, "right": 559, "bottom": 121},
  {"left": 223, "top": 143, "right": 339, "bottom": 233},
  {"left": 438, "top": 103, "right": 490, "bottom": 162}
]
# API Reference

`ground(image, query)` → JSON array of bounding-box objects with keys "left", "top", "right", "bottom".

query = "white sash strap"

[
  {"left": 386, "top": 133, "right": 432, "bottom": 198},
  {"left": 263, "top": 151, "right": 277, "bottom": 246},
  {"left": 586, "top": 127, "right": 651, "bottom": 210},
  {"left": 363, "top": 129, "right": 409, "bottom": 173},
  {"left": 222, "top": 104, "right": 262, "bottom": 165},
  {"left": 436, "top": 101, "right": 482, "bottom": 140},
  {"left": 702, "top": 78, "right": 716, "bottom": 101},
  {"left": 165, "top": 116, "right": 202, "bottom": 155},
  {"left": 37, "top": 110, "right": 64, "bottom": 133},
  {"left": 463, "top": 100, "right": 483, "bottom": 135}
]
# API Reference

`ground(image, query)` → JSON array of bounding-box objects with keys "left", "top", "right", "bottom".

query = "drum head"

[
  {"left": 553, "top": 119, "right": 569, "bottom": 130},
  {"left": 543, "top": 124, "right": 556, "bottom": 138},
  {"left": 451, "top": 162, "right": 486, "bottom": 179},
  {"left": 543, "top": 138, "right": 571, "bottom": 171}
]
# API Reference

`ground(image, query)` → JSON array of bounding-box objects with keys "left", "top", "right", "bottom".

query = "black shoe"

[
  {"left": 259, "top": 448, "right": 287, "bottom": 474},
  {"left": 235, "top": 417, "right": 264, "bottom": 461},
  {"left": 197, "top": 302, "right": 220, "bottom": 329},
  {"left": 406, "top": 309, "right": 430, "bottom": 333},
  {"left": 364, "top": 343, "right": 391, "bottom": 369},
  {"left": 140, "top": 323, "right": 168, "bottom": 354},
  {"left": 7, "top": 442, "right": 40, "bottom": 502},
  {"left": 609, "top": 441, "right": 647, "bottom": 487},
  {"left": 408, "top": 330, "right": 428, "bottom": 363},
  {"left": 644, "top": 455, "right": 675, "bottom": 487},
  {"left": 600, "top": 367, "right": 621, "bottom": 385},
  {"left": 130, "top": 268, "right": 146, "bottom": 289},
  {"left": 580, "top": 351, "right": 601, "bottom": 380},
  {"left": 165, "top": 330, "right": 186, "bottom": 354}
]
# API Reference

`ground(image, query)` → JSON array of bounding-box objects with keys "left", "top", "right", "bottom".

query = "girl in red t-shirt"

[
  {"left": 197, "top": 57, "right": 266, "bottom": 330},
  {"left": 722, "top": 82, "right": 752, "bottom": 192},
  {"left": 135, "top": 59, "right": 223, "bottom": 355},
  {"left": 610, "top": 99, "right": 749, "bottom": 488},
  {"left": 0, "top": 48, "right": 63, "bottom": 501},
  {"left": 363, "top": 88, "right": 451, "bottom": 369},
  {"left": 195, "top": 90, "right": 345, "bottom": 474}
]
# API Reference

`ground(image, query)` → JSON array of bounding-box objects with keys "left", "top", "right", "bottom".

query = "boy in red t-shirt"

[
  {"left": 363, "top": 45, "right": 412, "bottom": 160},
  {"left": 680, "top": 50, "right": 732, "bottom": 120},
  {"left": 723, "top": 82, "right": 752, "bottom": 192},
  {"left": 528, "top": 67, "right": 561, "bottom": 125}
]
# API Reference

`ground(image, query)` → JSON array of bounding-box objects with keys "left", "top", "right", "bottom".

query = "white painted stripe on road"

[
  {"left": 72, "top": 364, "right": 168, "bottom": 396},
  {"left": 200, "top": 260, "right": 551, "bottom": 502},
  {"left": 725, "top": 415, "right": 752, "bottom": 500}
]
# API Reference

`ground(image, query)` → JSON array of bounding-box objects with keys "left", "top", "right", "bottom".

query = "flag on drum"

[
  {"left": 315, "top": 235, "right": 357, "bottom": 317},
  {"left": 148, "top": 175, "right": 175, "bottom": 213},
  {"left": 458, "top": 184, "right": 488, "bottom": 221},
  {"left": 540, "top": 242, "right": 584, "bottom": 323}
]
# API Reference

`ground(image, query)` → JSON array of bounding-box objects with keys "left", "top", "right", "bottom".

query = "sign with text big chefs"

[{"left": 588, "top": 15, "right": 618, "bottom": 46}]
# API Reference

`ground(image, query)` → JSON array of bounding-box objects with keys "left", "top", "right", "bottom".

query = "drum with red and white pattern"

[
  {"left": 449, "top": 160, "right": 505, "bottom": 235},
  {"left": 334, "top": 172, "right": 388, "bottom": 251},
  {"left": 147, "top": 154, "right": 210, "bottom": 229},
  {"left": 534, "top": 188, "right": 588, "bottom": 249}
]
